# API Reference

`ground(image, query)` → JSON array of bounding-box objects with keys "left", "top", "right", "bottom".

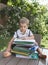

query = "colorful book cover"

[
  {"left": 12, "top": 46, "right": 32, "bottom": 53},
  {"left": 11, "top": 50, "right": 30, "bottom": 56},
  {"left": 11, "top": 46, "right": 33, "bottom": 56},
  {"left": 16, "top": 52, "right": 38, "bottom": 59},
  {"left": 11, "top": 39, "right": 39, "bottom": 59},
  {"left": 13, "top": 39, "right": 35, "bottom": 46}
]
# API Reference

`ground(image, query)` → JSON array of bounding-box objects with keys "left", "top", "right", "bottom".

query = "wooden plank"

[
  {"left": 34, "top": 34, "right": 42, "bottom": 46},
  {"left": 17, "top": 58, "right": 29, "bottom": 65},
  {"left": 28, "top": 59, "right": 39, "bottom": 65},
  {"left": 0, "top": 48, "right": 48, "bottom": 65},
  {"left": 46, "top": 59, "right": 48, "bottom": 65},
  {"left": 0, "top": 55, "right": 14, "bottom": 65},
  {"left": 38, "top": 48, "right": 48, "bottom": 65},
  {"left": 6, "top": 57, "right": 21, "bottom": 65},
  {"left": 38, "top": 59, "right": 46, "bottom": 65},
  {"left": 42, "top": 48, "right": 48, "bottom": 65},
  {"left": 27, "top": 48, "right": 42, "bottom": 65},
  {"left": 0, "top": 52, "right": 3, "bottom": 60}
]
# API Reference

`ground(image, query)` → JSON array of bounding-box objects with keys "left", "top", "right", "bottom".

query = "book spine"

[
  {"left": 15, "top": 41, "right": 33, "bottom": 44},
  {"left": 13, "top": 47, "right": 31, "bottom": 53},
  {"left": 11, "top": 50, "right": 30, "bottom": 56}
]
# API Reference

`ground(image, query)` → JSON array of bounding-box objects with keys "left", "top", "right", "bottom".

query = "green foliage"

[
  {"left": 41, "top": 34, "right": 48, "bottom": 48},
  {"left": 0, "top": 0, "right": 48, "bottom": 50},
  {"left": 0, "top": 1, "right": 48, "bottom": 36},
  {"left": 0, "top": 36, "right": 11, "bottom": 51}
]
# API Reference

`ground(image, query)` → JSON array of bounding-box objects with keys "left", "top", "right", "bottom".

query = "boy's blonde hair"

[{"left": 19, "top": 17, "right": 29, "bottom": 25}]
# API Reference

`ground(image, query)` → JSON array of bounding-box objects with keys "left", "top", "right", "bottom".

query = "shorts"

[{"left": 29, "top": 44, "right": 39, "bottom": 51}]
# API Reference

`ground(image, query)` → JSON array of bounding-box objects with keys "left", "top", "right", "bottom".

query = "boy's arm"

[
  {"left": 27, "top": 35, "right": 34, "bottom": 39},
  {"left": 21, "top": 35, "right": 38, "bottom": 45},
  {"left": 27, "top": 35, "right": 38, "bottom": 45},
  {"left": 6, "top": 37, "right": 15, "bottom": 51},
  {"left": 21, "top": 35, "right": 34, "bottom": 40}
]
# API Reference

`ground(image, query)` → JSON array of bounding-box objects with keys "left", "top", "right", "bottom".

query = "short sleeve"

[
  {"left": 29, "top": 30, "right": 33, "bottom": 36},
  {"left": 13, "top": 32, "right": 17, "bottom": 39}
]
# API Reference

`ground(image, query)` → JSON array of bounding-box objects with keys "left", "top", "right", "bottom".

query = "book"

[
  {"left": 11, "top": 46, "right": 33, "bottom": 56},
  {"left": 11, "top": 50, "right": 30, "bottom": 56},
  {"left": 11, "top": 39, "right": 39, "bottom": 59},
  {"left": 12, "top": 46, "right": 32, "bottom": 53},
  {"left": 13, "top": 39, "right": 35, "bottom": 46},
  {"left": 16, "top": 52, "right": 38, "bottom": 59}
]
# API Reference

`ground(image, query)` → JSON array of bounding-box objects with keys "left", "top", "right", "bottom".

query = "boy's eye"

[
  {"left": 24, "top": 26, "right": 26, "bottom": 28},
  {"left": 20, "top": 26, "right": 26, "bottom": 28}
]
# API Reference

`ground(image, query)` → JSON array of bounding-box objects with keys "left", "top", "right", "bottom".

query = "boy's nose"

[{"left": 22, "top": 27, "right": 24, "bottom": 30}]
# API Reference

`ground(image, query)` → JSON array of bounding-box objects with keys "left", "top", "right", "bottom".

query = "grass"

[{"left": 0, "top": 35, "right": 48, "bottom": 51}]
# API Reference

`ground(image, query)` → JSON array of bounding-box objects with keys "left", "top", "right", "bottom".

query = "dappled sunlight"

[
  {"left": 0, "top": 0, "right": 48, "bottom": 51},
  {"left": 41, "top": 35, "right": 48, "bottom": 48},
  {"left": 1, "top": 47, "right": 6, "bottom": 51}
]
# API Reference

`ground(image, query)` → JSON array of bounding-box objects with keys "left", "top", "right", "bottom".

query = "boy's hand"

[
  {"left": 21, "top": 37, "right": 28, "bottom": 40},
  {"left": 3, "top": 51, "right": 11, "bottom": 57},
  {"left": 35, "top": 42, "right": 38, "bottom": 45}
]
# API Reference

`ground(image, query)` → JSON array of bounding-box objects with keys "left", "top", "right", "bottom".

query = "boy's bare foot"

[
  {"left": 39, "top": 54, "right": 47, "bottom": 59},
  {"left": 3, "top": 51, "right": 11, "bottom": 57}
]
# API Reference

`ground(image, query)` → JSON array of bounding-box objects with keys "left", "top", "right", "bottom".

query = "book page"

[{"left": 14, "top": 38, "right": 35, "bottom": 42}]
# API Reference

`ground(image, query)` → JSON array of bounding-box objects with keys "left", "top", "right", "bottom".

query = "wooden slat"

[
  {"left": 38, "top": 59, "right": 46, "bottom": 65},
  {"left": 28, "top": 59, "right": 39, "bottom": 65},
  {"left": 46, "top": 59, "right": 48, "bottom": 65},
  {"left": 0, "top": 48, "right": 48, "bottom": 65},
  {"left": 0, "top": 52, "right": 3, "bottom": 60},
  {"left": 17, "top": 58, "right": 29, "bottom": 65},
  {"left": 0, "top": 55, "right": 14, "bottom": 65},
  {"left": 38, "top": 48, "right": 48, "bottom": 65},
  {"left": 6, "top": 57, "right": 21, "bottom": 65},
  {"left": 34, "top": 34, "right": 42, "bottom": 46}
]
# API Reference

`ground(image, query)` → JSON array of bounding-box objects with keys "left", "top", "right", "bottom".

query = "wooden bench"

[
  {"left": 0, "top": 48, "right": 48, "bottom": 65},
  {"left": 0, "top": 34, "right": 48, "bottom": 65},
  {"left": 34, "top": 34, "right": 42, "bottom": 46}
]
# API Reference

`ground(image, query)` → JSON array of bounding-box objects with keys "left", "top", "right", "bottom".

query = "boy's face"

[{"left": 19, "top": 23, "right": 28, "bottom": 33}]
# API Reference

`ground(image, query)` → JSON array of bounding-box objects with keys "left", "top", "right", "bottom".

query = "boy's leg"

[
  {"left": 37, "top": 48, "right": 42, "bottom": 55},
  {"left": 37, "top": 48, "right": 47, "bottom": 59},
  {"left": 34, "top": 42, "right": 47, "bottom": 59}
]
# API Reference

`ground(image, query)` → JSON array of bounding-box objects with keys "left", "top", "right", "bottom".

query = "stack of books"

[{"left": 11, "top": 39, "right": 39, "bottom": 59}]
